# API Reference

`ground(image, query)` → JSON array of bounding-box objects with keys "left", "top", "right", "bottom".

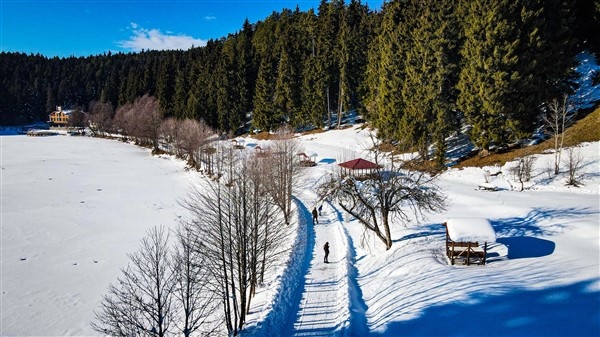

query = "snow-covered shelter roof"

[
  {"left": 444, "top": 217, "right": 496, "bottom": 243},
  {"left": 338, "top": 158, "right": 381, "bottom": 170}
]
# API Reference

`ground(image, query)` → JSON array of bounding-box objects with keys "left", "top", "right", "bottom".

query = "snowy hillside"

[
  {"left": 2, "top": 126, "right": 598, "bottom": 336},
  {"left": 240, "top": 126, "right": 600, "bottom": 337}
]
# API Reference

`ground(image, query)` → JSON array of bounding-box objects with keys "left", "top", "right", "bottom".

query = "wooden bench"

[
  {"left": 445, "top": 239, "right": 489, "bottom": 265},
  {"left": 478, "top": 183, "right": 498, "bottom": 191},
  {"left": 446, "top": 242, "right": 487, "bottom": 265}
]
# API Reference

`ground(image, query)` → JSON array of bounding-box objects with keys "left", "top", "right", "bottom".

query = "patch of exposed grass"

[
  {"left": 250, "top": 131, "right": 272, "bottom": 140},
  {"left": 456, "top": 106, "right": 600, "bottom": 168}
]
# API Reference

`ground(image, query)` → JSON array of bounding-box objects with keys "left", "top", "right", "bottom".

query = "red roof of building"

[{"left": 338, "top": 158, "right": 381, "bottom": 170}]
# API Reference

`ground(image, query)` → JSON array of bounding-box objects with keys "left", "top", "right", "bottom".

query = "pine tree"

[
  {"left": 156, "top": 57, "right": 175, "bottom": 118},
  {"left": 337, "top": 0, "right": 371, "bottom": 126},
  {"left": 401, "top": 0, "right": 459, "bottom": 166},
  {"left": 252, "top": 56, "right": 276, "bottom": 131},
  {"left": 299, "top": 9, "right": 327, "bottom": 129},
  {"left": 365, "top": 0, "right": 415, "bottom": 142},
  {"left": 173, "top": 67, "right": 188, "bottom": 119},
  {"left": 251, "top": 14, "right": 279, "bottom": 132},
  {"left": 457, "top": 0, "right": 521, "bottom": 153},
  {"left": 316, "top": 0, "right": 343, "bottom": 127}
]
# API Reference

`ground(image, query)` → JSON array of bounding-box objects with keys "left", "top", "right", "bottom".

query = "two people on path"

[{"left": 312, "top": 205, "right": 330, "bottom": 263}]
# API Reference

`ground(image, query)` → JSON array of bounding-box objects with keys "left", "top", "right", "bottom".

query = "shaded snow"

[{"left": 572, "top": 51, "right": 600, "bottom": 110}]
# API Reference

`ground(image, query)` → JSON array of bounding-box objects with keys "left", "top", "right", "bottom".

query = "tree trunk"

[
  {"left": 336, "top": 84, "right": 343, "bottom": 128},
  {"left": 382, "top": 211, "right": 392, "bottom": 250}
]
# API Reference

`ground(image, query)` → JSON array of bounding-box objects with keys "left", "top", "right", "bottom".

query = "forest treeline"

[{"left": 1, "top": 0, "right": 598, "bottom": 157}]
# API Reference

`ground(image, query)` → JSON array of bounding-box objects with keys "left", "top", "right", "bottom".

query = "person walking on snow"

[
  {"left": 324, "top": 242, "right": 330, "bottom": 263},
  {"left": 318, "top": 204, "right": 323, "bottom": 216},
  {"left": 312, "top": 207, "right": 319, "bottom": 224}
]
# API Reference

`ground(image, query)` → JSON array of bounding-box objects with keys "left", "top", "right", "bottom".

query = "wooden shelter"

[
  {"left": 255, "top": 145, "right": 270, "bottom": 157},
  {"left": 297, "top": 152, "right": 318, "bottom": 167},
  {"left": 338, "top": 158, "right": 382, "bottom": 178},
  {"left": 232, "top": 138, "right": 245, "bottom": 149},
  {"left": 443, "top": 217, "right": 496, "bottom": 266}
]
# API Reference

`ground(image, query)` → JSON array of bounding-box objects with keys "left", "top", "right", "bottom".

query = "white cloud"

[
  {"left": 118, "top": 23, "right": 206, "bottom": 52},
  {"left": 204, "top": 16, "right": 217, "bottom": 20}
]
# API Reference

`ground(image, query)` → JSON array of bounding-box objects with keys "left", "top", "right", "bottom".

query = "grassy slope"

[{"left": 456, "top": 106, "right": 600, "bottom": 168}]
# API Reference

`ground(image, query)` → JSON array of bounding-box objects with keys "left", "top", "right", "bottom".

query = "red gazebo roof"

[{"left": 338, "top": 158, "right": 381, "bottom": 170}]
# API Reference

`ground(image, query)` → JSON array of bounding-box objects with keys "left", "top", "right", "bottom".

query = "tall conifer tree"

[
  {"left": 401, "top": 0, "right": 459, "bottom": 166},
  {"left": 457, "top": 0, "right": 521, "bottom": 153}
]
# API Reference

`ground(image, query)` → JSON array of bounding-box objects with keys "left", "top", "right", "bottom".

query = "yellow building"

[{"left": 48, "top": 106, "right": 69, "bottom": 126}]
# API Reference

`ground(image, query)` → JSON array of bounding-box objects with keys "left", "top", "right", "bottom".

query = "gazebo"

[
  {"left": 338, "top": 158, "right": 382, "bottom": 178},
  {"left": 442, "top": 217, "right": 496, "bottom": 266}
]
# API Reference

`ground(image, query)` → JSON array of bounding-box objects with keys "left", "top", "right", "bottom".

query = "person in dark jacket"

[
  {"left": 312, "top": 207, "right": 319, "bottom": 224},
  {"left": 324, "top": 242, "right": 330, "bottom": 263},
  {"left": 318, "top": 204, "right": 323, "bottom": 216}
]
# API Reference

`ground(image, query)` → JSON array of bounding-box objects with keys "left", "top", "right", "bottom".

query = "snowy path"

[{"left": 284, "top": 192, "right": 352, "bottom": 336}]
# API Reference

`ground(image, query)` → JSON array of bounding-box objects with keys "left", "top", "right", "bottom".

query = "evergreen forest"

[{"left": 1, "top": 0, "right": 598, "bottom": 158}]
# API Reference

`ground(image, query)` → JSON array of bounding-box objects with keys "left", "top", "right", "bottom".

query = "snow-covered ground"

[
  {"left": 1, "top": 126, "right": 599, "bottom": 336},
  {"left": 1, "top": 136, "right": 195, "bottom": 335}
]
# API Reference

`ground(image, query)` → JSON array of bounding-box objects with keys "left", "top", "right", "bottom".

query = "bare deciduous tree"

[
  {"left": 174, "top": 118, "right": 214, "bottom": 170},
  {"left": 195, "top": 119, "right": 215, "bottom": 171},
  {"left": 544, "top": 95, "right": 572, "bottom": 175},
  {"left": 564, "top": 147, "right": 584, "bottom": 187},
  {"left": 175, "top": 118, "right": 205, "bottom": 168},
  {"left": 159, "top": 118, "right": 179, "bottom": 155},
  {"left": 172, "top": 225, "right": 221, "bottom": 337},
  {"left": 181, "top": 144, "right": 290, "bottom": 335},
  {"left": 92, "top": 226, "right": 176, "bottom": 337},
  {"left": 318, "top": 137, "right": 446, "bottom": 250},
  {"left": 132, "top": 95, "right": 163, "bottom": 153},
  {"left": 112, "top": 102, "right": 135, "bottom": 138},
  {"left": 264, "top": 126, "right": 304, "bottom": 225},
  {"left": 67, "top": 107, "right": 86, "bottom": 128},
  {"left": 509, "top": 156, "right": 537, "bottom": 191},
  {"left": 88, "top": 100, "right": 113, "bottom": 136}
]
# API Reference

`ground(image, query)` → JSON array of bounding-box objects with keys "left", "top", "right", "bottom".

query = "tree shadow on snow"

[
  {"left": 393, "top": 223, "right": 446, "bottom": 244},
  {"left": 329, "top": 201, "right": 370, "bottom": 336},
  {"left": 370, "top": 279, "right": 600, "bottom": 337},
  {"left": 490, "top": 207, "right": 596, "bottom": 238},
  {"left": 497, "top": 237, "right": 555, "bottom": 259},
  {"left": 245, "top": 197, "right": 316, "bottom": 336}
]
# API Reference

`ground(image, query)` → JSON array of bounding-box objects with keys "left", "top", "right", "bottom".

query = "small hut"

[
  {"left": 443, "top": 217, "right": 496, "bottom": 265},
  {"left": 255, "top": 145, "right": 270, "bottom": 157},
  {"left": 232, "top": 138, "right": 245, "bottom": 149},
  {"left": 297, "top": 152, "right": 318, "bottom": 166},
  {"left": 338, "top": 158, "right": 382, "bottom": 178}
]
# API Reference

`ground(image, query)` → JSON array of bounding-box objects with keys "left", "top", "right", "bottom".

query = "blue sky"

[{"left": 1, "top": 0, "right": 383, "bottom": 58}]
